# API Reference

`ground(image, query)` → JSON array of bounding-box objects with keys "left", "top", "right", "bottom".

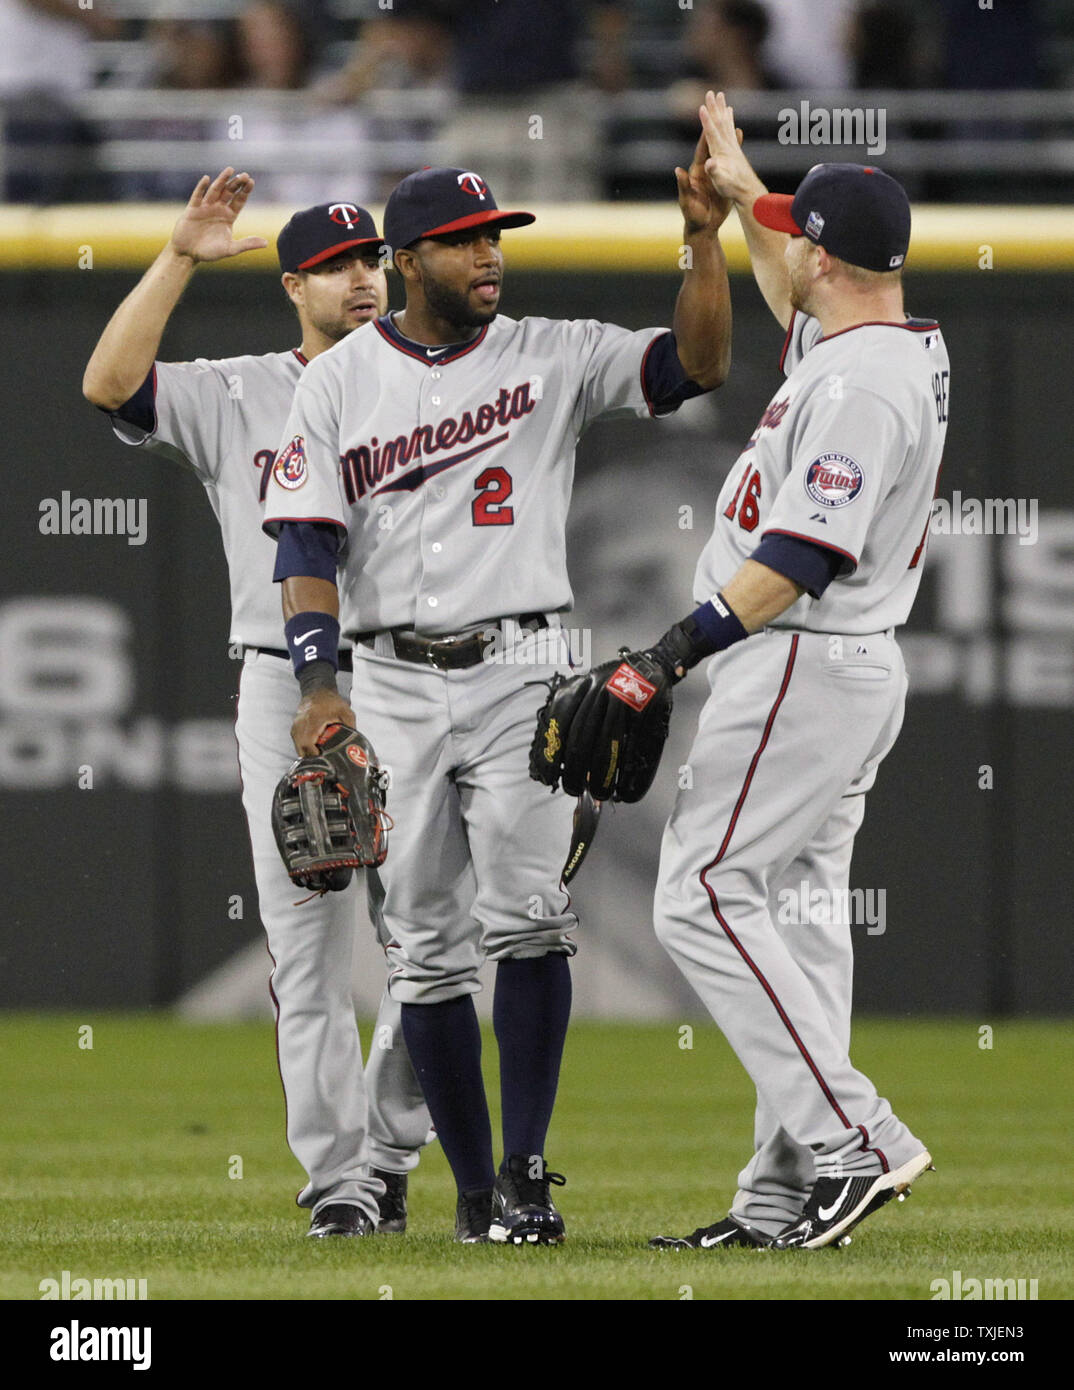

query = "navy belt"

[
  {"left": 246, "top": 646, "right": 354, "bottom": 671},
  {"left": 356, "top": 613, "right": 549, "bottom": 671}
]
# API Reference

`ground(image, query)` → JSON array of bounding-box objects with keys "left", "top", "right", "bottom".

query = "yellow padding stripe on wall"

[{"left": 1, "top": 204, "right": 1071, "bottom": 271}]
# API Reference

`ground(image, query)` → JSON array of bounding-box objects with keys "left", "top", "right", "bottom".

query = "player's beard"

[
  {"left": 422, "top": 272, "right": 497, "bottom": 335},
  {"left": 312, "top": 312, "right": 360, "bottom": 344},
  {"left": 787, "top": 261, "right": 814, "bottom": 316}
]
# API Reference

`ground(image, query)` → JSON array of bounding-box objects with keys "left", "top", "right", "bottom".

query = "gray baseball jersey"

[
  {"left": 108, "top": 350, "right": 430, "bottom": 1217},
  {"left": 263, "top": 312, "right": 671, "bottom": 635},
  {"left": 694, "top": 310, "right": 950, "bottom": 633},
  {"left": 111, "top": 351, "right": 310, "bottom": 650}
]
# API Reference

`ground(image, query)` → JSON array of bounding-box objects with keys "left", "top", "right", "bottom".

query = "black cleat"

[
  {"left": 455, "top": 1187, "right": 494, "bottom": 1243},
  {"left": 489, "top": 1154, "right": 566, "bottom": 1246},
  {"left": 373, "top": 1169, "right": 408, "bottom": 1234},
  {"left": 771, "top": 1150, "right": 934, "bottom": 1250},
  {"left": 308, "top": 1202, "right": 374, "bottom": 1238},
  {"left": 649, "top": 1214, "right": 771, "bottom": 1250}
]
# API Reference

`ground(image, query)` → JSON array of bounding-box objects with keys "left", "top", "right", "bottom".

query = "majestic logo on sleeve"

[
  {"left": 273, "top": 436, "right": 308, "bottom": 490},
  {"left": 805, "top": 452, "right": 863, "bottom": 508},
  {"left": 457, "top": 172, "right": 488, "bottom": 199}
]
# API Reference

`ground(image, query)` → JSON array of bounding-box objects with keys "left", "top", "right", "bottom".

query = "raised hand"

[
  {"left": 699, "top": 90, "right": 761, "bottom": 207},
  {"left": 676, "top": 127, "right": 734, "bottom": 236},
  {"left": 170, "top": 168, "right": 269, "bottom": 264}
]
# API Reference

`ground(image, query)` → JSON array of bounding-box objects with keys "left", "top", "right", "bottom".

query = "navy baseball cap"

[
  {"left": 753, "top": 164, "right": 911, "bottom": 273},
  {"left": 277, "top": 202, "right": 386, "bottom": 273},
  {"left": 383, "top": 167, "right": 535, "bottom": 255}
]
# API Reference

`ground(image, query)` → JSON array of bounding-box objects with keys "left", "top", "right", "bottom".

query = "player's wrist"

[
  {"left": 649, "top": 592, "right": 748, "bottom": 681},
  {"left": 163, "top": 241, "right": 200, "bottom": 271},
  {"left": 297, "top": 660, "right": 339, "bottom": 699}
]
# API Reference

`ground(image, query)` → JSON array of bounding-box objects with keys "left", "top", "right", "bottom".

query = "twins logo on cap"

[
  {"left": 457, "top": 172, "right": 488, "bottom": 200},
  {"left": 274, "top": 436, "right": 308, "bottom": 490},
  {"left": 328, "top": 203, "right": 362, "bottom": 228},
  {"left": 805, "top": 452, "right": 863, "bottom": 508}
]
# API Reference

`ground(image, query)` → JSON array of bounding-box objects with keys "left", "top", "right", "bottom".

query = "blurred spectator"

[
  {"left": 237, "top": 1, "right": 309, "bottom": 91},
  {"left": 666, "top": 0, "right": 778, "bottom": 130},
  {"left": 149, "top": 20, "right": 239, "bottom": 93},
  {"left": 317, "top": 0, "right": 452, "bottom": 106},
  {"left": 0, "top": 0, "right": 117, "bottom": 201},
  {"left": 760, "top": 0, "right": 860, "bottom": 89},
  {"left": 313, "top": 0, "right": 454, "bottom": 200},
  {"left": 112, "top": 21, "right": 239, "bottom": 201},
  {"left": 434, "top": 0, "right": 632, "bottom": 203},
  {"left": 232, "top": 1, "right": 374, "bottom": 206}
]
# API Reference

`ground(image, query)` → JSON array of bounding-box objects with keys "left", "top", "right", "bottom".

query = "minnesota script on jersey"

[
  {"left": 111, "top": 351, "right": 309, "bottom": 649},
  {"left": 263, "top": 313, "right": 673, "bottom": 636},
  {"left": 696, "top": 310, "right": 951, "bottom": 634}
]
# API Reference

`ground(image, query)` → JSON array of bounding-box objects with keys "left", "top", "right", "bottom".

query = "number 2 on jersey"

[
  {"left": 472, "top": 466, "right": 514, "bottom": 526},
  {"left": 724, "top": 462, "right": 762, "bottom": 533}
]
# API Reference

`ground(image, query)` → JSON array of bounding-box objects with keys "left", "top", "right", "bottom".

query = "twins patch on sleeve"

[{"left": 804, "top": 453, "right": 863, "bottom": 508}]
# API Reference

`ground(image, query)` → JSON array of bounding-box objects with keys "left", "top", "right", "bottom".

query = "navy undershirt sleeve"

[
  {"left": 273, "top": 521, "right": 341, "bottom": 584},
  {"left": 642, "top": 332, "right": 707, "bottom": 415},
  {"left": 750, "top": 534, "right": 845, "bottom": 599},
  {"left": 106, "top": 366, "right": 156, "bottom": 434}
]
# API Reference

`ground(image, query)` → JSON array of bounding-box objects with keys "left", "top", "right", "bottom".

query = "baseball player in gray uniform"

[
  {"left": 82, "top": 170, "right": 432, "bottom": 1238},
  {"left": 640, "top": 94, "right": 947, "bottom": 1250},
  {"left": 263, "top": 153, "right": 733, "bottom": 1243}
]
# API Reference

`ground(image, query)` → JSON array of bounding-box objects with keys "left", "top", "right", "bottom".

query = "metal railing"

[{"left": 5, "top": 86, "right": 1074, "bottom": 191}]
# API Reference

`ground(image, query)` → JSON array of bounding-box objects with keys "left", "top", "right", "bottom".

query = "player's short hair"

[{"left": 832, "top": 257, "right": 904, "bottom": 288}]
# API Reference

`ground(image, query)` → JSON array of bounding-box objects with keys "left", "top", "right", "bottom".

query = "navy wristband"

[
  {"left": 688, "top": 592, "right": 749, "bottom": 654},
  {"left": 284, "top": 611, "right": 341, "bottom": 677}
]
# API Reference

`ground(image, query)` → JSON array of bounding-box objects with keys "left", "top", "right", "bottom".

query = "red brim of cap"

[
  {"left": 752, "top": 193, "right": 802, "bottom": 235},
  {"left": 420, "top": 209, "right": 536, "bottom": 240},
  {"left": 298, "top": 236, "right": 386, "bottom": 270}
]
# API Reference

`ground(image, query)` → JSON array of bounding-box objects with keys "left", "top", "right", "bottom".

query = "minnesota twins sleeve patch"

[
  {"left": 274, "top": 435, "right": 308, "bottom": 490},
  {"left": 804, "top": 452, "right": 863, "bottom": 508}
]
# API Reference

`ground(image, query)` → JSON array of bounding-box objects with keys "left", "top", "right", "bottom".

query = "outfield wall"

[{"left": 3, "top": 207, "right": 1073, "bottom": 1015}]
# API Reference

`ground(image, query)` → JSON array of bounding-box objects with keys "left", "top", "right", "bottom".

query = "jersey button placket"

[{"left": 418, "top": 369, "right": 449, "bottom": 624}]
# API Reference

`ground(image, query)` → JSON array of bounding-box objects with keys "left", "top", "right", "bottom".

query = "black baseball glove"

[
  {"left": 530, "top": 648, "right": 679, "bottom": 805},
  {"left": 272, "top": 724, "right": 391, "bottom": 893}
]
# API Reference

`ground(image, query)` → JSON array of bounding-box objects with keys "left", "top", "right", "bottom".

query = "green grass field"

[{"left": 1, "top": 1014, "right": 1070, "bottom": 1302}]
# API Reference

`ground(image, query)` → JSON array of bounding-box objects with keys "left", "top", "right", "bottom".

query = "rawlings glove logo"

[{"left": 606, "top": 663, "right": 657, "bottom": 711}]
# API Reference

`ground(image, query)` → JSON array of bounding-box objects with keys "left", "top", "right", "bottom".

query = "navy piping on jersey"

[
  {"left": 374, "top": 314, "right": 489, "bottom": 366},
  {"left": 696, "top": 634, "right": 888, "bottom": 1169},
  {"left": 816, "top": 317, "right": 940, "bottom": 345},
  {"left": 779, "top": 310, "right": 941, "bottom": 371},
  {"left": 778, "top": 309, "right": 799, "bottom": 374}
]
